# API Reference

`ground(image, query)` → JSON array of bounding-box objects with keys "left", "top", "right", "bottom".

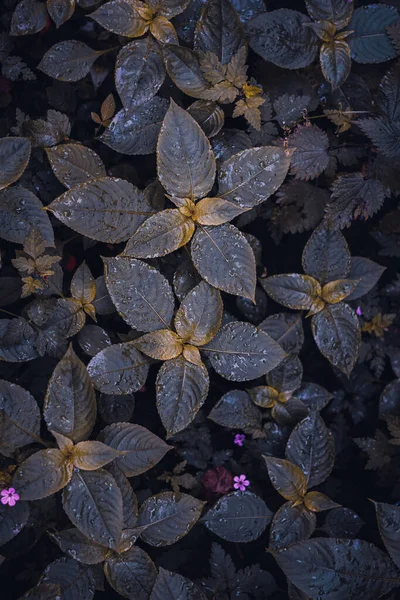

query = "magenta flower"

[
  {"left": 1, "top": 488, "right": 20, "bottom": 506},
  {"left": 233, "top": 474, "right": 250, "bottom": 491},
  {"left": 356, "top": 306, "right": 362, "bottom": 316},
  {"left": 234, "top": 433, "right": 245, "bottom": 447}
]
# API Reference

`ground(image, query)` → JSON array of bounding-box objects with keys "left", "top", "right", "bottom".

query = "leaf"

[
  {"left": 20, "top": 583, "right": 62, "bottom": 600},
  {"left": 217, "top": 147, "right": 291, "bottom": 209},
  {"left": 104, "top": 256, "right": 174, "bottom": 332},
  {"left": 320, "top": 40, "right": 351, "bottom": 89},
  {"left": 44, "top": 345, "right": 96, "bottom": 442},
  {"left": 274, "top": 538, "right": 400, "bottom": 600},
  {"left": 151, "top": 568, "right": 207, "bottom": 600},
  {"left": 138, "top": 492, "right": 205, "bottom": 546},
  {"left": 10, "top": 0, "right": 48, "bottom": 35},
  {"left": 259, "top": 313, "right": 304, "bottom": 355},
  {"left": 50, "top": 528, "right": 109, "bottom": 564},
  {"left": 288, "top": 125, "right": 329, "bottom": 181},
  {"left": 191, "top": 223, "right": 256, "bottom": 300},
  {"left": 0, "top": 317, "right": 39, "bottom": 362},
  {"left": 204, "top": 321, "right": 286, "bottom": 381},
  {"left": 245, "top": 9, "right": 319, "bottom": 69},
  {"left": 374, "top": 501, "right": 400, "bottom": 570},
  {"left": 115, "top": 37, "right": 165, "bottom": 111},
  {"left": 157, "top": 100, "right": 216, "bottom": 201},
  {"left": 13, "top": 449, "right": 72, "bottom": 500},
  {"left": 0, "top": 379, "right": 41, "bottom": 452},
  {"left": 271, "top": 399, "right": 309, "bottom": 427},
  {"left": 175, "top": 281, "right": 223, "bottom": 346},
  {"left": 303, "top": 491, "right": 340, "bottom": 512},
  {"left": 72, "top": 441, "right": 123, "bottom": 470},
  {"left": 90, "top": 0, "right": 148, "bottom": 37},
  {"left": 302, "top": 225, "right": 351, "bottom": 285},
  {"left": 273, "top": 94, "right": 311, "bottom": 128},
  {"left": 107, "top": 462, "right": 138, "bottom": 528},
  {"left": 321, "top": 279, "right": 359, "bottom": 304},
  {"left": 48, "top": 177, "right": 153, "bottom": 243},
  {"left": 0, "top": 186, "right": 54, "bottom": 245},
  {"left": 320, "top": 507, "right": 364, "bottom": 538},
  {"left": 0, "top": 499, "right": 30, "bottom": 546},
  {"left": 38, "top": 41, "right": 105, "bottom": 82},
  {"left": 312, "top": 303, "right": 360, "bottom": 376},
  {"left": 305, "top": 0, "right": 353, "bottom": 29},
  {"left": 193, "top": 197, "right": 246, "bottom": 225},
  {"left": 100, "top": 98, "right": 169, "bottom": 155},
  {"left": 45, "top": 144, "right": 106, "bottom": 189},
  {"left": 264, "top": 457, "right": 307, "bottom": 502},
  {"left": 124, "top": 209, "right": 195, "bottom": 258},
  {"left": 156, "top": 356, "right": 209, "bottom": 437},
  {"left": 134, "top": 330, "right": 183, "bottom": 361},
  {"left": 261, "top": 274, "right": 321, "bottom": 311},
  {"left": 87, "top": 342, "right": 150, "bottom": 395},
  {"left": 269, "top": 502, "right": 316, "bottom": 551},
  {"left": 187, "top": 100, "right": 224, "bottom": 138},
  {"left": 194, "top": 0, "right": 245, "bottom": 64},
  {"left": 71, "top": 262, "right": 96, "bottom": 305},
  {"left": 348, "top": 5, "right": 400, "bottom": 64},
  {"left": 99, "top": 423, "right": 171, "bottom": 477},
  {"left": 104, "top": 546, "right": 157, "bottom": 600},
  {"left": 326, "top": 173, "right": 388, "bottom": 229},
  {"left": 62, "top": 469, "right": 123, "bottom": 550},
  {"left": 209, "top": 389, "right": 262, "bottom": 432},
  {"left": 358, "top": 117, "right": 400, "bottom": 159},
  {"left": 286, "top": 412, "right": 335, "bottom": 488},
  {"left": 41, "top": 557, "right": 95, "bottom": 600},
  {"left": 268, "top": 355, "right": 303, "bottom": 393},
  {"left": 203, "top": 491, "right": 272, "bottom": 542},
  {"left": 47, "top": 0, "right": 76, "bottom": 27},
  {"left": 163, "top": 44, "right": 210, "bottom": 99}
]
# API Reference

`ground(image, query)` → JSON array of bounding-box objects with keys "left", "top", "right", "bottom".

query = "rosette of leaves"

[
  {"left": 261, "top": 225, "right": 385, "bottom": 375},
  {"left": 124, "top": 100, "right": 291, "bottom": 300}
]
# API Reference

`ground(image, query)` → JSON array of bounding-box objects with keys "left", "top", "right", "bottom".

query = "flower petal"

[{"left": 1, "top": 497, "right": 9, "bottom": 505}]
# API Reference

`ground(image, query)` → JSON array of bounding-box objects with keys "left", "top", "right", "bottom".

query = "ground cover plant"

[{"left": 1, "top": 0, "right": 400, "bottom": 597}]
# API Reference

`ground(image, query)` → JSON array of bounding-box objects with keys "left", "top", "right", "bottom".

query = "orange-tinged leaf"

[
  {"left": 321, "top": 278, "right": 360, "bottom": 304},
  {"left": 90, "top": 0, "right": 149, "bottom": 37},
  {"left": 174, "top": 281, "right": 223, "bottom": 346},
  {"left": 134, "top": 329, "right": 183, "bottom": 360},
  {"left": 261, "top": 274, "right": 321, "bottom": 311},
  {"left": 250, "top": 385, "right": 279, "bottom": 408},
  {"left": 13, "top": 449, "right": 73, "bottom": 500},
  {"left": 72, "top": 441, "right": 124, "bottom": 470},
  {"left": 182, "top": 344, "right": 203, "bottom": 366},
  {"left": 304, "top": 491, "right": 341, "bottom": 512},
  {"left": 193, "top": 197, "right": 247, "bottom": 225},
  {"left": 264, "top": 456, "right": 307, "bottom": 502},
  {"left": 150, "top": 15, "right": 178, "bottom": 44},
  {"left": 71, "top": 261, "right": 96, "bottom": 304},
  {"left": 51, "top": 430, "right": 74, "bottom": 453},
  {"left": 101, "top": 93, "right": 116, "bottom": 122}
]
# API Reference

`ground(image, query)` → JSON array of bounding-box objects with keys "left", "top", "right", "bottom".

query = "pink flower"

[
  {"left": 234, "top": 433, "right": 245, "bottom": 447},
  {"left": 233, "top": 474, "right": 250, "bottom": 491},
  {"left": 356, "top": 306, "right": 362, "bottom": 316},
  {"left": 1, "top": 488, "right": 20, "bottom": 506}
]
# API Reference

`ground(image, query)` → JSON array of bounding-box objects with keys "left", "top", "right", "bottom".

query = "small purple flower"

[
  {"left": 356, "top": 306, "right": 362, "bottom": 317},
  {"left": 1, "top": 488, "right": 20, "bottom": 506},
  {"left": 233, "top": 474, "right": 250, "bottom": 491},
  {"left": 234, "top": 433, "right": 245, "bottom": 447}
]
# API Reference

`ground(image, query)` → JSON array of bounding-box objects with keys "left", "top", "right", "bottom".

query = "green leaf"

[
  {"left": 305, "top": 0, "right": 353, "bottom": 29},
  {"left": 90, "top": 0, "right": 148, "bottom": 37},
  {"left": 157, "top": 100, "right": 216, "bottom": 201},
  {"left": 45, "top": 144, "right": 106, "bottom": 189},
  {"left": 0, "top": 499, "right": 30, "bottom": 546},
  {"left": 50, "top": 528, "right": 108, "bottom": 565},
  {"left": 13, "top": 449, "right": 72, "bottom": 500},
  {"left": 0, "top": 137, "right": 31, "bottom": 190},
  {"left": 99, "top": 422, "right": 171, "bottom": 477},
  {"left": 218, "top": 147, "right": 291, "bottom": 208},
  {"left": 259, "top": 313, "right": 304, "bottom": 355},
  {"left": 194, "top": 0, "right": 245, "bottom": 64},
  {"left": 0, "top": 379, "right": 41, "bottom": 453},
  {"left": 269, "top": 502, "right": 316, "bottom": 552},
  {"left": 187, "top": 100, "right": 224, "bottom": 138},
  {"left": 47, "top": 0, "right": 76, "bottom": 27},
  {"left": 274, "top": 538, "right": 400, "bottom": 599},
  {"left": 48, "top": 177, "right": 153, "bottom": 243},
  {"left": 271, "top": 398, "right": 309, "bottom": 427},
  {"left": 264, "top": 457, "right": 307, "bottom": 502},
  {"left": 107, "top": 462, "right": 138, "bottom": 528},
  {"left": 191, "top": 223, "right": 256, "bottom": 300},
  {"left": 11, "top": 0, "right": 48, "bottom": 35},
  {"left": 302, "top": 225, "right": 351, "bottom": 285},
  {"left": 87, "top": 342, "right": 150, "bottom": 395},
  {"left": 163, "top": 44, "right": 210, "bottom": 99},
  {"left": 267, "top": 355, "right": 303, "bottom": 393},
  {"left": 104, "top": 256, "right": 175, "bottom": 332},
  {"left": 104, "top": 546, "right": 157, "bottom": 600},
  {"left": 245, "top": 9, "right": 319, "bottom": 69},
  {"left": 0, "top": 186, "right": 54, "bottom": 246},
  {"left": 138, "top": 492, "right": 205, "bottom": 546},
  {"left": 0, "top": 317, "right": 39, "bottom": 362},
  {"left": 204, "top": 321, "right": 286, "bottom": 381},
  {"left": 41, "top": 557, "right": 94, "bottom": 600},
  {"left": 358, "top": 118, "right": 400, "bottom": 160},
  {"left": 19, "top": 583, "right": 62, "bottom": 599},
  {"left": 374, "top": 501, "right": 400, "bottom": 570},
  {"left": 156, "top": 356, "right": 210, "bottom": 437},
  {"left": 38, "top": 41, "right": 105, "bottom": 82},
  {"left": 203, "top": 491, "right": 272, "bottom": 542},
  {"left": 320, "top": 40, "right": 351, "bottom": 89},
  {"left": 151, "top": 568, "right": 207, "bottom": 600},
  {"left": 44, "top": 345, "right": 96, "bottom": 443},
  {"left": 261, "top": 274, "right": 321, "bottom": 310},
  {"left": 348, "top": 5, "right": 400, "bottom": 64},
  {"left": 115, "top": 37, "right": 165, "bottom": 111},
  {"left": 311, "top": 303, "right": 360, "bottom": 376},
  {"left": 208, "top": 389, "right": 262, "bottom": 433},
  {"left": 288, "top": 125, "right": 329, "bottom": 181},
  {"left": 286, "top": 412, "right": 335, "bottom": 488},
  {"left": 175, "top": 281, "right": 223, "bottom": 346},
  {"left": 292, "top": 382, "right": 332, "bottom": 411},
  {"left": 100, "top": 98, "right": 169, "bottom": 155},
  {"left": 124, "top": 209, "right": 195, "bottom": 258},
  {"left": 62, "top": 468, "right": 123, "bottom": 550}
]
